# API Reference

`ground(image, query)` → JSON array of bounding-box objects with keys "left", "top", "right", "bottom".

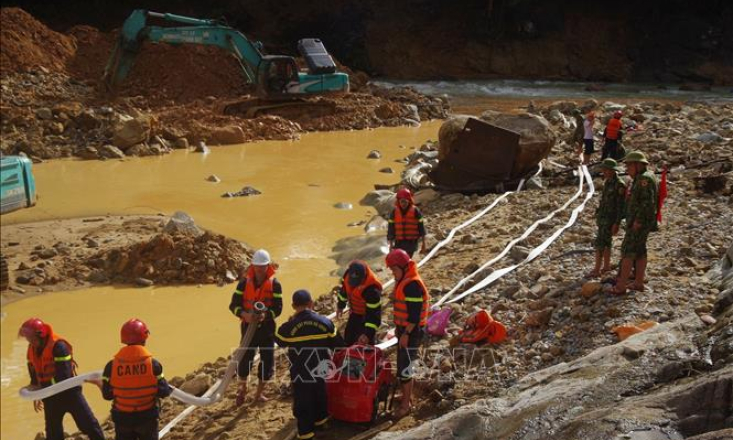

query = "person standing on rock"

[
  {"left": 336, "top": 260, "right": 383, "bottom": 346},
  {"left": 228, "top": 249, "right": 283, "bottom": 406},
  {"left": 613, "top": 151, "right": 658, "bottom": 294},
  {"left": 587, "top": 158, "right": 627, "bottom": 278},
  {"left": 19, "top": 318, "right": 105, "bottom": 440},
  {"left": 386, "top": 249, "right": 429, "bottom": 418},
  {"left": 102, "top": 319, "right": 172, "bottom": 440},
  {"left": 581, "top": 111, "right": 596, "bottom": 165},
  {"left": 276, "top": 289, "right": 340, "bottom": 440},
  {"left": 388, "top": 188, "right": 427, "bottom": 258},
  {"left": 602, "top": 111, "right": 624, "bottom": 160},
  {"left": 571, "top": 109, "right": 585, "bottom": 156}
]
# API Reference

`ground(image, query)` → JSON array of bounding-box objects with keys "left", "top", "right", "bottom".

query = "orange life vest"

[
  {"left": 605, "top": 118, "right": 622, "bottom": 140},
  {"left": 393, "top": 205, "right": 421, "bottom": 241},
  {"left": 242, "top": 265, "right": 276, "bottom": 316},
  {"left": 26, "top": 327, "right": 75, "bottom": 387},
  {"left": 343, "top": 263, "right": 382, "bottom": 315},
  {"left": 393, "top": 261, "right": 429, "bottom": 327},
  {"left": 460, "top": 311, "right": 507, "bottom": 345},
  {"left": 110, "top": 345, "right": 158, "bottom": 413}
]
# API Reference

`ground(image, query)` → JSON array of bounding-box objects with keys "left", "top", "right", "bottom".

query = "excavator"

[{"left": 103, "top": 10, "right": 350, "bottom": 117}]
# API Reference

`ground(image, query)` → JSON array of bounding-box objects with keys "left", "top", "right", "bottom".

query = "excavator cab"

[{"left": 257, "top": 56, "right": 299, "bottom": 98}]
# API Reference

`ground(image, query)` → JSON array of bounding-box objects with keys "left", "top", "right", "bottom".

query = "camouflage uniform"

[
  {"left": 621, "top": 170, "right": 658, "bottom": 259},
  {"left": 595, "top": 174, "right": 626, "bottom": 250}
]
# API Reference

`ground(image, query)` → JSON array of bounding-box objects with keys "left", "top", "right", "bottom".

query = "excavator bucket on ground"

[{"left": 430, "top": 118, "right": 523, "bottom": 192}]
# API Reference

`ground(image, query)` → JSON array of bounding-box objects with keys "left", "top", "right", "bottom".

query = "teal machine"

[
  {"left": 103, "top": 10, "right": 349, "bottom": 98},
  {"left": 0, "top": 155, "right": 37, "bottom": 215}
]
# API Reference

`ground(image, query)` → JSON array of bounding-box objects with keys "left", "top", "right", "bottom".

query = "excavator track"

[
  {"left": 222, "top": 97, "right": 338, "bottom": 119},
  {"left": 0, "top": 253, "right": 9, "bottom": 292}
]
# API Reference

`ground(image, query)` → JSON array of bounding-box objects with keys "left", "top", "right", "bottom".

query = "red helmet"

[
  {"left": 613, "top": 110, "right": 623, "bottom": 118},
  {"left": 386, "top": 249, "right": 411, "bottom": 268},
  {"left": 18, "top": 318, "right": 49, "bottom": 339},
  {"left": 121, "top": 319, "right": 149, "bottom": 345},
  {"left": 396, "top": 188, "right": 412, "bottom": 201}
]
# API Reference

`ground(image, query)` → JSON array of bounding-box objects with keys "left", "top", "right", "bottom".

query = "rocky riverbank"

[{"left": 105, "top": 99, "right": 732, "bottom": 440}]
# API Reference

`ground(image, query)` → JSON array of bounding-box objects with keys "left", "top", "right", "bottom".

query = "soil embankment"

[{"left": 0, "top": 214, "right": 251, "bottom": 306}]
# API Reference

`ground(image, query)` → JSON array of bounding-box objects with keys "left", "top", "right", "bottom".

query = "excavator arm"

[{"left": 103, "top": 9, "right": 265, "bottom": 89}]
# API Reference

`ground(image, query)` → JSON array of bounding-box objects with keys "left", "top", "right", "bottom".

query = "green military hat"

[
  {"left": 600, "top": 158, "right": 621, "bottom": 172},
  {"left": 623, "top": 150, "right": 649, "bottom": 164}
]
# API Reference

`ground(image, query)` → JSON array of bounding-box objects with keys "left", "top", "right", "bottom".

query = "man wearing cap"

[
  {"left": 18, "top": 318, "right": 105, "bottom": 440},
  {"left": 102, "top": 318, "right": 172, "bottom": 440},
  {"left": 587, "top": 158, "right": 627, "bottom": 278},
  {"left": 276, "top": 290, "right": 341, "bottom": 440},
  {"left": 336, "top": 260, "right": 383, "bottom": 346},
  {"left": 228, "top": 249, "right": 283, "bottom": 406},
  {"left": 388, "top": 188, "right": 427, "bottom": 258},
  {"left": 385, "top": 249, "right": 429, "bottom": 418},
  {"left": 613, "top": 151, "right": 658, "bottom": 294}
]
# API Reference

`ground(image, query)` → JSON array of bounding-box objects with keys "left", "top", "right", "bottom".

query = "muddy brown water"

[{"left": 0, "top": 122, "right": 441, "bottom": 439}]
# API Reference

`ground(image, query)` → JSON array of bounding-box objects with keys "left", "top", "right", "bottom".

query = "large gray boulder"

[
  {"left": 163, "top": 211, "right": 203, "bottom": 236},
  {"left": 359, "top": 190, "right": 396, "bottom": 218}
]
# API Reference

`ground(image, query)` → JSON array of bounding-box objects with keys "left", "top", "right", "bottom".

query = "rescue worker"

[
  {"left": 581, "top": 111, "right": 596, "bottom": 165},
  {"left": 388, "top": 188, "right": 427, "bottom": 258},
  {"left": 336, "top": 260, "right": 382, "bottom": 346},
  {"left": 386, "top": 249, "right": 429, "bottom": 418},
  {"left": 102, "top": 319, "right": 172, "bottom": 440},
  {"left": 276, "top": 289, "right": 341, "bottom": 440},
  {"left": 587, "top": 158, "right": 627, "bottom": 278},
  {"left": 602, "top": 111, "right": 624, "bottom": 160},
  {"left": 571, "top": 109, "right": 585, "bottom": 156},
  {"left": 19, "top": 318, "right": 105, "bottom": 440},
  {"left": 613, "top": 151, "right": 658, "bottom": 294},
  {"left": 228, "top": 249, "right": 283, "bottom": 406}
]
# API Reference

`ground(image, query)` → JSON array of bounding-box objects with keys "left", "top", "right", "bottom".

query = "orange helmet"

[
  {"left": 386, "top": 248, "right": 411, "bottom": 268},
  {"left": 19, "top": 318, "right": 49, "bottom": 339},
  {"left": 121, "top": 319, "right": 149, "bottom": 345}
]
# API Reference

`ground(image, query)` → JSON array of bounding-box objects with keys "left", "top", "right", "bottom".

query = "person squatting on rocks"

[
  {"left": 101, "top": 319, "right": 172, "bottom": 440},
  {"left": 613, "top": 151, "right": 658, "bottom": 294},
  {"left": 581, "top": 111, "right": 596, "bottom": 165},
  {"left": 228, "top": 249, "right": 283, "bottom": 406},
  {"left": 388, "top": 188, "right": 427, "bottom": 258},
  {"left": 386, "top": 248, "right": 430, "bottom": 418},
  {"left": 19, "top": 318, "right": 105, "bottom": 440},
  {"left": 275, "top": 290, "right": 341, "bottom": 440},
  {"left": 602, "top": 111, "right": 624, "bottom": 161},
  {"left": 587, "top": 158, "right": 627, "bottom": 278},
  {"left": 336, "top": 260, "right": 383, "bottom": 346}
]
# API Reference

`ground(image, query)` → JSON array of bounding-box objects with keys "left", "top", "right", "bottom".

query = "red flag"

[{"left": 657, "top": 166, "right": 668, "bottom": 223}]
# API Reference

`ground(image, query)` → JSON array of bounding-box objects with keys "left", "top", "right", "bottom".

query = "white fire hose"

[{"left": 19, "top": 302, "right": 267, "bottom": 409}]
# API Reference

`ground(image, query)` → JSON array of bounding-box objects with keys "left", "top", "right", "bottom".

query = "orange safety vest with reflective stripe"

[
  {"left": 110, "top": 345, "right": 158, "bottom": 413},
  {"left": 393, "top": 261, "right": 429, "bottom": 327},
  {"left": 26, "top": 328, "right": 75, "bottom": 386},
  {"left": 343, "top": 264, "right": 382, "bottom": 315},
  {"left": 242, "top": 265, "right": 277, "bottom": 315},
  {"left": 605, "top": 118, "right": 622, "bottom": 140},
  {"left": 393, "top": 205, "right": 421, "bottom": 241}
]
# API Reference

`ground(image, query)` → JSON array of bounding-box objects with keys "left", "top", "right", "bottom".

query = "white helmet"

[{"left": 251, "top": 249, "right": 271, "bottom": 266}]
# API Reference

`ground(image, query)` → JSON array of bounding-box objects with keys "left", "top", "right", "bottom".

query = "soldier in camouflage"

[
  {"left": 587, "top": 158, "right": 626, "bottom": 278},
  {"left": 612, "top": 151, "right": 658, "bottom": 294}
]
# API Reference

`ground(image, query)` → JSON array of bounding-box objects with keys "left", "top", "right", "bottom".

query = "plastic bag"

[{"left": 426, "top": 306, "right": 452, "bottom": 336}]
